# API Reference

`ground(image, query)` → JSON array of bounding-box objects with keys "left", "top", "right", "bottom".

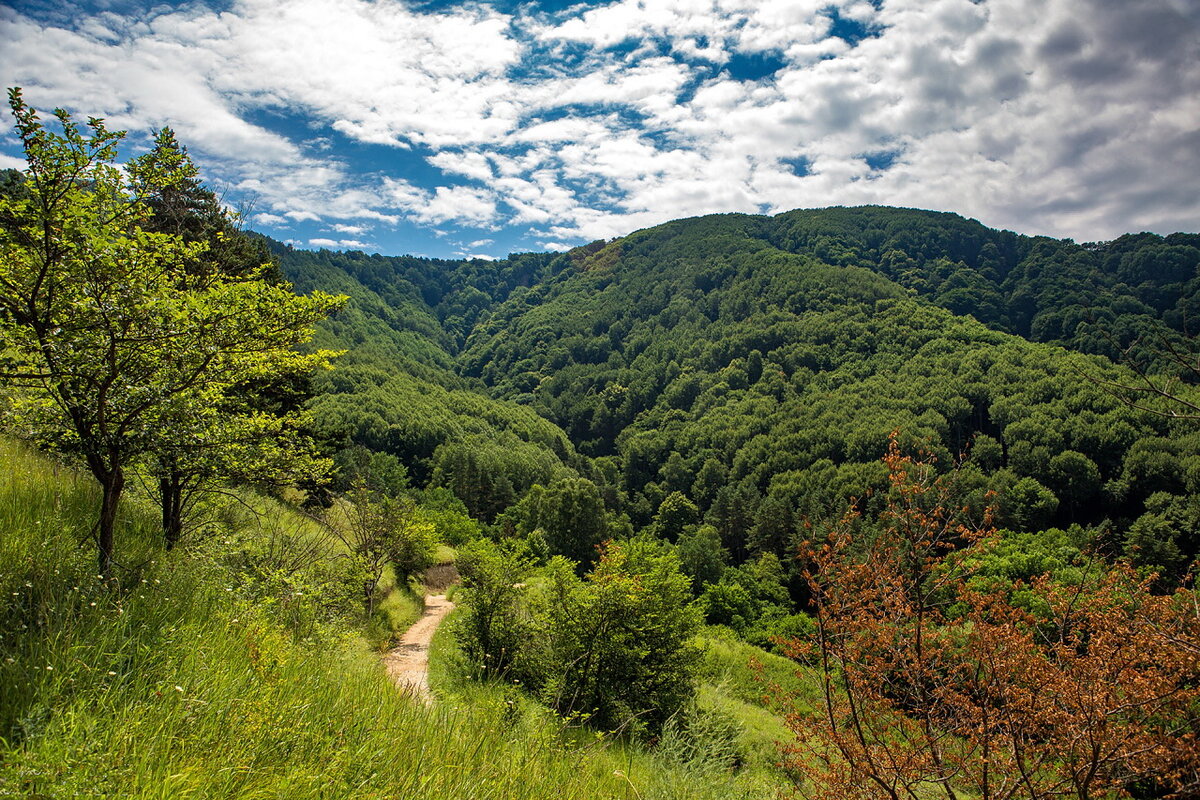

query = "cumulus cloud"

[
  {"left": 1, "top": 0, "right": 1196, "bottom": 252},
  {"left": 309, "top": 236, "right": 372, "bottom": 249}
]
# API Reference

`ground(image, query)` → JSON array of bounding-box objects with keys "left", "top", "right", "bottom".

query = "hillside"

[
  {"left": 278, "top": 206, "right": 1200, "bottom": 580},
  {"left": 0, "top": 439, "right": 788, "bottom": 799},
  {"left": 5, "top": 191, "right": 1200, "bottom": 798}
]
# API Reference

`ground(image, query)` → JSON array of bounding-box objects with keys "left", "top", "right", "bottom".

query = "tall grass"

[{"left": 0, "top": 440, "right": 783, "bottom": 799}]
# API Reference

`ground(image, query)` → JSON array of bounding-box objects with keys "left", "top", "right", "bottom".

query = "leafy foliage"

[
  {"left": 0, "top": 91, "right": 341, "bottom": 574},
  {"left": 456, "top": 537, "right": 702, "bottom": 735},
  {"left": 784, "top": 437, "right": 1200, "bottom": 798}
]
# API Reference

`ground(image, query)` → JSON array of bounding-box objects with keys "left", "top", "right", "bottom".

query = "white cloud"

[
  {"left": 309, "top": 237, "right": 371, "bottom": 249},
  {"left": 1, "top": 0, "right": 1195, "bottom": 250}
]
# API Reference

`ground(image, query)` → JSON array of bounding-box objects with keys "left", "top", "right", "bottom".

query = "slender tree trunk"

[
  {"left": 98, "top": 468, "right": 125, "bottom": 579},
  {"left": 160, "top": 469, "right": 184, "bottom": 549}
]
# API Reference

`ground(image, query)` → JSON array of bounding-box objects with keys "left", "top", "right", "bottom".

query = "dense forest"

[
  {"left": 278, "top": 207, "right": 1200, "bottom": 591},
  {"left": 3, "top": 98, "right": 1200, "bottom": 798}
]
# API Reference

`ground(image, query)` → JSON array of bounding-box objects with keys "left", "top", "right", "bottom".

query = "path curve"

[{"left": 383, "top": 594, "right": 455, "bottom": 704}]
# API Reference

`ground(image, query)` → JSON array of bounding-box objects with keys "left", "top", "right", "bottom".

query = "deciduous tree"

[
  {"left": 0, "top": 90, "right": 342, "bottom": 576},
  {"left": 783, "top": 433, "right": 1200, "bottom": 799}
]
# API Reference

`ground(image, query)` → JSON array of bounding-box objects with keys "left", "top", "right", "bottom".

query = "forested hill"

[{"left": 274, "top": 206, "right": 1200, "bottom": 584}]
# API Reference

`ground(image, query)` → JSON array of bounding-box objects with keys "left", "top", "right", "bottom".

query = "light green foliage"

[
  {"left": 417, "top": 486, "right": 482, "bottom": 546},
  {"left": 676, "top": 523, "right": 728, "bottom": 592},
  {"left": 700, "top": 581, "right": 758, "bottom": 631},
  {"left": 0, "top": 91, "right": 342, "bottom": 573},
  {"left": 331, "top": 486, "right": 437, "bottom": 613},
  {"left": 0, "top": 439, "right": 778, "bottom": 800}
]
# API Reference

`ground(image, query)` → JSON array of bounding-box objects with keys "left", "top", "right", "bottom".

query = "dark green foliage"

[
  {"left": 333, "top": 444, "right": 409, "bottom": 496},
  {"left": 653, "top": 491, "right": 700, "bottom": 541},
  {"left": 699, "top": 553, "right": 792, "bottom": 632},
  {"left": 265, "top": 205, "right": 1199, "bottom": 590},
  {"left": 274, "top": 243, "right": 577, "bottom": 504},
  {"left": 1124, "top": 492, "right": 1200, "bottom": 588},
  {"left": 497, "top": 477, "right": 609, "bottom": 567}
]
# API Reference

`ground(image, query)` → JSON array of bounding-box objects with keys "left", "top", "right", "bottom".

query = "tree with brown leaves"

[{"left": 783, "top": 433, "right": 1200, "bottom": 800}]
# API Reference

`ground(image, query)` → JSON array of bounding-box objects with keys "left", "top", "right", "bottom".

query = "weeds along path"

[{"left": 383, "top": 594, "right": 455, "bottom": 704}]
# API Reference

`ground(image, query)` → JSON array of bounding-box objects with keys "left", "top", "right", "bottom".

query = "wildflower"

[
  {"left": 45, "top": 666, "right": 52, "bottom": 671},
  {"left": 107, "top": 671, "right": 116, "bottom": 676},
  {"left": 174, "top": 685, "right": 183, "bottom": 692}
]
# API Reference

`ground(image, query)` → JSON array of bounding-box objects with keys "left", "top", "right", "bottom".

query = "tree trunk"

[
  {"left": 98, "top": 468, "right": 125, "bottom": 579},
  {"left": 160, "top": 469, "right": 184, "bottom": 549}
]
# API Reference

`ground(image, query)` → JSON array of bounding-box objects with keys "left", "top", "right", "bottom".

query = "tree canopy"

[{"left": 0, "top": 89, "right": 342, "bottom": 575}]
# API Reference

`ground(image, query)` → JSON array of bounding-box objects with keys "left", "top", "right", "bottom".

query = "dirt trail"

[{"left": 383, "top": 594, "right": 455, "bottom": 704}]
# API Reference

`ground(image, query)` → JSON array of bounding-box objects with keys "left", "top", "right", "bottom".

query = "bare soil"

[{"left": 382, "top": 593, "right": 455, "bottom": 704}]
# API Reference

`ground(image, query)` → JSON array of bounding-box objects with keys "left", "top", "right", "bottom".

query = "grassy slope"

[
  {"left": 427, "top": 604, "right": 815, "bottom": 798},
  {"left": 0, "top": 440, "right": 798, "bottom": 799}
]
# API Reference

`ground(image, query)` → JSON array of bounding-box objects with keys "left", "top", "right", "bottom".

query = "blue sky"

[{"left": 1, "top": 0, "right": 1197, "bottom": 259}]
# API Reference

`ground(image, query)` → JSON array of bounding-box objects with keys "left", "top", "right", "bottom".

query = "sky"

[{"left": 1, "top": 0, "right": 1197, "bottom": 260}]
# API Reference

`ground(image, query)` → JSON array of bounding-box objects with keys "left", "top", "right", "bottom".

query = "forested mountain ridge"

[
  {"left": 276, "top": 205, "right": 1200, "bottom": 583},
  {"left": 274, "top": 242, "right": 577, "bottom": 502}
]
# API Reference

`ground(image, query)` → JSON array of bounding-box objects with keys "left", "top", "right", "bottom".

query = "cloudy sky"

[{"left": 1, "top": 0, "right": 1197, "bottom": 259}]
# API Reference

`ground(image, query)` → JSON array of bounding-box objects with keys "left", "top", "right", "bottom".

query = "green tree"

[
  {"left": 653, "top": 490, "right": 699, "bottom": 541},
  {"left": 330, "top": 486, "right": 437, "bottom": 614},
  {"left": 496, "top": 477, "right": 607, "bottom": 567},
  {"left": 0, "top": 90, "right": 342, "bottom": 576},
  {"left": 456, "top": 538, "right": 533, "bottom": 676},
  {"left": 528, "top": 539, "right": 701, "bottom": 732},
  {"left": 126, "top": 127, "right": 324, "bottom": 545},
  {"left": 1047, "top": 449, "right": 1101, "bottom": 519},
  {"left": 675, "top": 523, "right": 728, "bottom": 592}
]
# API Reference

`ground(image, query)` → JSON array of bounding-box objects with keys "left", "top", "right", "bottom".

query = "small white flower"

[
  {"left": 107, "top": 671, "right": 116, "bottom": 676},
  {"left": 174, "top": 685, "right": 183, "bottom": 692}
]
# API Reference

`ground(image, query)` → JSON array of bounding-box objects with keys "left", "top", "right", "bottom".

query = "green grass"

[
  {"left": 0, "top": 439, "right": 799, "bottom": 799},
  {"left": 373, "top": 563, "right": 424, "bottom": 646},
  {"left": 427, "top": 602, "right": 808, "bottom": 798}
]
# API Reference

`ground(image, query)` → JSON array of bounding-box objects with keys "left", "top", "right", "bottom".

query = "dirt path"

[{"left": 383, "top": 594, "right": 455, "bottom": 704}]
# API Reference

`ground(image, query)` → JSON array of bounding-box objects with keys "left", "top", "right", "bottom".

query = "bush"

[
  {"left": 455, "top": 538, "right": 533, "bottom": 676},
  {"left": 520, "top": 539, "right": 702, "bottom": 734}
]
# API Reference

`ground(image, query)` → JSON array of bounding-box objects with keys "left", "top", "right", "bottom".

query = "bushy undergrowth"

[{"left": 0, "top": 440, "right": 781, "bottom": 799}]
